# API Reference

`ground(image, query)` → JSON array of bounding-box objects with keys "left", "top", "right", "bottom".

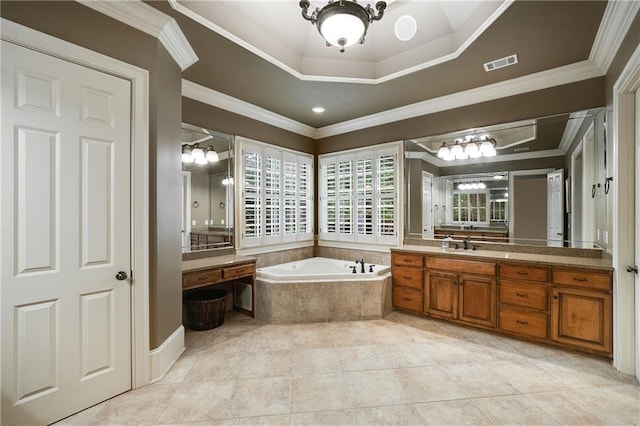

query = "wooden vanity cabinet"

[
  {"left": 498, "top": 263, "right": 550, "bottom": 340},
  {"left": 551, "top": 268, "right": 612, "bottom": 355},
  {"left": 392, "top": 253, "right": 424, "bottom": 314},
  {"left": 425, "top": 257, "right": 496, "bottom": 328}
]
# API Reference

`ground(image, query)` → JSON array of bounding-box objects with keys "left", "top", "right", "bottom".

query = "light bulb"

[
  {"left": 437, "top": 143, "right": 449, "bottom": 159},
  {"left": 181, "top": 152, "right": 194, "bottom": 163},
  {"left": 464, "top": 142, "right": 480, "bottom": 158},
  {"left": 320, "top": 13, "right": 365, "bottom": 49},
  {"left": 191, "top": 147, "right": 205, "bottom": 161},
  {"left": 206, "top": 149, "right": 219, "bottom": 162}
]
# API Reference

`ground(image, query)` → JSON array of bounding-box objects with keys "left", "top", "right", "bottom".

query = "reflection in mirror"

[
  {"left": 405, "top": 108, "right": 607, "bottom": 249},
  {"left": 181, "top": 123, "right": 234, "bottom": 252}
]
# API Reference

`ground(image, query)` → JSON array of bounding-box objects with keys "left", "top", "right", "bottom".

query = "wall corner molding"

[
  {"left": 148, "top": 325, "right": 185, "bottom": 383},
  {"left": 590, "top": 0, "right": 640, "bottom": 74},
  {"left": 76, "top": 0, "right": 198, "bottom": 71}
]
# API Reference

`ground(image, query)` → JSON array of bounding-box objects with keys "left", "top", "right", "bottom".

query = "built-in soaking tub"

[{"left": 255, "top": 257, "right": 392, "bottom": 323}]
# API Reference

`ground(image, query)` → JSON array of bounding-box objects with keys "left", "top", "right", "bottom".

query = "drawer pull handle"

[
  {"left": 516, "top": 293, "right": 528, "bottom": 298},
  {"left": 403, "top": 259, "right": 412, "bottom": 263},
  {"left": 573, "top": 277, "right": 587, "bottom": 282},
  {"left": 403, "top": 276, "right": 412, "bottom": 280},
  {"left": 198, "top": 277, "right": 208, "bottom": 281},
  {"left": 403, "top": 297, "right": 412, "bottom": 302},
  {"left": 516, "top": 320, "right": 529, "bottom": 325},
  {"left": 517, "top": 271, "right": 528, "bottom": 275}
]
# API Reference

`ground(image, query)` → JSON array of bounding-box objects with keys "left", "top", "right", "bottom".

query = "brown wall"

[
  {"left": 2, "top": 1, "right": 183, "bottom": 349},
  {"left": 513, "top": 176, "right": 548, "bottom": 241}
]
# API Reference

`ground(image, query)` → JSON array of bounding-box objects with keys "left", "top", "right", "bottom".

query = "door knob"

[
  {"left": 115, "top": 271, "right": 128, "bottom": 280},
  {"left": 625, "top": 265, "right": 638, "bottom": 274}
]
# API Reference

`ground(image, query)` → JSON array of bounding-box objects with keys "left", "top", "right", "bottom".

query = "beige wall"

[{"left": 2, "top": 1, "right": 183, "bottom": 349}]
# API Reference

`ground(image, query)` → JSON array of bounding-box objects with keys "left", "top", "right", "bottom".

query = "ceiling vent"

[
  {"left": 483, "top": 54, "right": 518, "bottom": 72},
  {"left": 513, "top": 146, "right": 530, "bottom": 152}
]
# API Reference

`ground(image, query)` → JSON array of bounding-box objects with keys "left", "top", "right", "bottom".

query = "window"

[
  {"left": 239, "top": 139, "right": 313, "bottom": 248},
  {"left": 490, "top": 199, "right": 508, "bottom": 222},
  {"left": 319, "top": 143, "right": 400, "bottom": 245},
  {"left": 452, "top": 190, "right": 489, "bottom": 225}
]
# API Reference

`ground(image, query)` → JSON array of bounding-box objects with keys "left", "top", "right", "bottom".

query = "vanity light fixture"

[
  {"left": 182, "top": 143, "right": 219, "bottom": 164},
  {"left": 300, "top": 0, "right": 386, "bottom": 53},
  {"left": 457, "top": 182, "right": 486, "bottom": 190},
  {"left": 436, "top": 136, "right": 497, "bottom": 161},
  {"left": 222, "top": 177, "right": 234, "bottom": 186}
]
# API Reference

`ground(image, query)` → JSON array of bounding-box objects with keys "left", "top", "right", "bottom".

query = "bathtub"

[
  {"left": 257, "top": 257, "right": 391, "bottom": 281},
  {"left": 255, "top": 257, "right": 392, "bottom": 323}
]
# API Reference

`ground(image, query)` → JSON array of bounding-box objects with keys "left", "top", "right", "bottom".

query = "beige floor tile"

[
  {"left": 526, "top": 391, "right": 609, "bottom": 424},
  {"left": 382, "top": 342, "right": 438, "bottom": 368},
  {"left": 472, "top": 395, "right": 559, "bottom": 425},
  {"left": 214, "top": 414, "right": 291, "bottom": 425},
  {"left": 414, "top": 400, "right": 493, "bottom": 425},
  {"left": 154, "top": 351, "right": 198, "bottom": 385},
  {"left": 529, "top": 355, "right": 629, "bottom": 389},
  {"left": 574, "top": 385, "right": 640, "bottom": 423},
  {"left": 501, "top": 337, "right": 572, "bottom": 359},
  {"left": 423, "top": 340, "right": 497, "bottom": 365},
  {"left": 291, "top": 327, "right": 334, "bottom": 349},
  {"left": 157, "top": 381, "right": 235, "bottom": 424},
  {"left": 183, "top": 351, "right": 246, "bottom": 383},
  {"left": 54, "top": 401, "right": 108, "bottom": 425},
  {"left": 290, "top": 409, "right": 358, "bottom": 425},
  {"left": 337, "top": 345, "right": 393, "bottom": 371},
  {"left": 225, "top": 376, "right": 291, "bottom": 418},
  {"left": 88, "top": 384, "right": 176, "bottom": 425},
  {"left": 395, "top": 366, "right": 467, "bottom": 403},
  {"left": 290, "top": 373, "right": 352, "bottom": 413},
  {"left": 238, "top": 350, "right": 292, "bottom": 379},
  {"left": 345, "top": 369, "right": 409, "bottom": 407},
  {"left": 291, "top": 347, "right": 343, "bottom": 374},
  {"left": 445, "top": 362, "right": 519, "bottom": 398},
  {"left": 488, "top": 359, "right": 571, "bottom": 393},
  {"left": 352, "top": 404, "right": 425, "bottom": 425}
]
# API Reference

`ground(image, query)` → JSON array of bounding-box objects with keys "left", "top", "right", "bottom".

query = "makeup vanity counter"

[
  {"left": 391, "top": 245, "right": 613, "bottom": 357},
  {"left": 182, "top": 255, "right": 256, "bottom": 317}
]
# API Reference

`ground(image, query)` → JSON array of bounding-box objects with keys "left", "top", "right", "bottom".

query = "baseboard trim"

[{"left": 148, "top": 325, "right": 185, "bottom": 383}]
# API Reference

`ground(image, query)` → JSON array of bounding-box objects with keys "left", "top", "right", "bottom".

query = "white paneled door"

[
  {"left": 547, "top": 169, "right": 564, "bottom": 247},
  {"left": 1, "top": 41, "right": 132, "bottom": 424}
]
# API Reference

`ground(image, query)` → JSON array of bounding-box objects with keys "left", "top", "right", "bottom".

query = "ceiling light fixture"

[
  {"left": 436, "top": 136, "right": 497, "bottom": 161},
  {"left": 182, "top": 143, "right": 219, "bottom": 164},
  {"left": 312, "top": 106, "right": 326, "bottom": 113},
  {"left": 300, "top": 0, "right": 387, "bottom": 53}
]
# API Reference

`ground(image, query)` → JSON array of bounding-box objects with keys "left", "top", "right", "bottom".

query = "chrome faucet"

[{"left": 355, "top": 258, "right": 365, "bottom": 273}]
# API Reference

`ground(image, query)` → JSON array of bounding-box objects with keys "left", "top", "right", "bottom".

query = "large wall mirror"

[
  {"left": 405, "top": 108, "right": 608, "bottom": 248},
  {"left": 181, "top": 123, "right": 234, "bottom": 252}
]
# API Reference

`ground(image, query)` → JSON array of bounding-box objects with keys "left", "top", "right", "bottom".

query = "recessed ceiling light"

[
  {"left": 395, "top": 15, "right": 417, "bottom": 41},
  {"left": 312, "top": 106, "right": 325, "bottom": 113}
]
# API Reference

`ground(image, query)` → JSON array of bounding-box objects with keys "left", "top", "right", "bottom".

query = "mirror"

[
  {"left": 405, "top": 108, "right": 607, "bottom": 248},
  {"left": 181, "top": 123, "right": 234, "bottom": 252}
]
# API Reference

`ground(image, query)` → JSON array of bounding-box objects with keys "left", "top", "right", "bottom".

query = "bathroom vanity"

[
  {"left": 391, "top": 246, "right": 613, "bottom": 357},
  {"left": 182, "top": 255, "right": 257, "bottom": 317}
]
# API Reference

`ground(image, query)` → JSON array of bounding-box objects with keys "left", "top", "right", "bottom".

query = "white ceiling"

[{"left": 172, "top": 0, "right": 511, "bottom": 82}]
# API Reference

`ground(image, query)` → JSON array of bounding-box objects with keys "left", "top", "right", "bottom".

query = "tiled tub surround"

[
  {"left": 315, "top": 245, "right": 391, "bottom": 267},
  {"left": 255, "top": 273, "right": 392, "bottom": 323}
]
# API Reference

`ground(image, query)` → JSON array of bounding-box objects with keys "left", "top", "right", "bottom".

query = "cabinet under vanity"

[{"left": 391, "top": 248, "right": 613, "bottom": 358}]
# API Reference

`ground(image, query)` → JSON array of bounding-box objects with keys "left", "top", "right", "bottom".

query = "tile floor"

[{"left": 60, "top": 311, "right": 639, "bottom": 425}]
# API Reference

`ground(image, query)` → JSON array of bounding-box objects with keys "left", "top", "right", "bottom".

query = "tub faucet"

[
  {"left": 355, "top": 258, "right": 365, "bottom": 273},
  {"left": 463, "top": 237, "right": 470, "bottom": 250}
]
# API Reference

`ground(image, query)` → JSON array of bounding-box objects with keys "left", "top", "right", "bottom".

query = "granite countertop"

[
  {"left": 435, "top": 227, "right": 509, "bottom": 234},
  {"left": 182, "top": 254, "right": 257, "bottom": 273},
  {"left": 394, "top": 245, "right": 613, "bottom": 271}
]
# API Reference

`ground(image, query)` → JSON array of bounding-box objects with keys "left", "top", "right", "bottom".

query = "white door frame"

[
  {"left": 570, "top": 142, "right": 584, "bottom": 244},
  {"left": 612, "top": 41, "right": 640, "bottom": 378},
  {"left": 0, "top": 18, "right": 151, "bottom": 400},
  {"left": 422, "top": 171, "right": 434, "bottom": 239}
]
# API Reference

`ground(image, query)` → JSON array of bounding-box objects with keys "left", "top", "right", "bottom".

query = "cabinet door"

[
  {"left": 551, "top": 287, "right": 612, "bottom": 354},
  {"left": 458, "top": 275, "right": 496, "bottom": 327},
  {"left": 425, "top": 271, "right": 457, "bottom": 319}
]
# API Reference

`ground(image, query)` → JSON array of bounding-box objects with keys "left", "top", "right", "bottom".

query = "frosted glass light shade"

[
  {"left": 320, "top": 13, "right": 365, "bottom": 48},
  {"left": 206, "top": 149, "right": 219, "bottom": 162}
]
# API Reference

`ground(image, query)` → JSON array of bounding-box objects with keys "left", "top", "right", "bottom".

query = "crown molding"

[
  {"left": 315, "top": 60, "right": 604, "bottom": 139},
  {"left": 589, "top": 0, "right": 640, "bottom": 74},
  {"left": 76, "top": 0, "right": 198, "bottom": 71},
  {"left": 558, "top": 110, "right": 591, "bottom": 154},
  {"left": 182, "top": 80, "right": 317, "bottom": 139}
]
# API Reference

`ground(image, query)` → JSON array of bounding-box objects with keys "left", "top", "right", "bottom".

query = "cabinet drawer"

[
  {"left": 392, "top": 286, "right": 423, "bottom": 313},
  {"left": 426, "top": 257, "right": 495, "bottom": 276},
  {"left": 499, "top": 307, "right": 548, "bottom": 339},
  {"left": 500, "top": 263, "right": 548, "bottom": 282},
  {"left": 552, "top": 268, "right": 611, "bottom": 291},
  {"left": 499, "top": 281, "right": 548, "bottom": 311},
  {"left": 183, "top": 269, "right": 223, "bottom": 289},
  {"left": 224, "top": 264, "right": 255, "bottom": 280},
  {"left": 392, "top": 267, "right": 423, "bottom": 290},
  {"left": 392, "top": 253, "right": 423, "bottom": 268}
]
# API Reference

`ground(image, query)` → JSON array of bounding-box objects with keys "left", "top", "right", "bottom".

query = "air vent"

[
  {"left": 483, "top": 54, "right": 518, "bottom": 72},
  {"left": 513, "top": 146, "right": 530, "bottom": 152}
]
